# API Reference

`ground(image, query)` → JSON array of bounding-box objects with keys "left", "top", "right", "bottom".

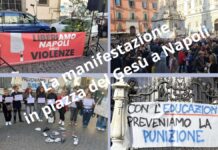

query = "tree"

[{"left": 69, "top": 0, "right": 89, "bottom": 17}]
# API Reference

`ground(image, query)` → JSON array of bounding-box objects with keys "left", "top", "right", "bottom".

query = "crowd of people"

[
  {"left": 111, "top": 35, "right": 218, "bottom": 73},
  {"left": 0, "top": 85, "right": 107, "bottom": 144}
]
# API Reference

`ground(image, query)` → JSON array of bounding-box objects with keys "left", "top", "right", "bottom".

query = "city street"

[
  {"left": 0, "top": 111, "right": 107, "bottom": 150},
  {"left": 0, "top": 38, "right": 108, "bottom": 73}
]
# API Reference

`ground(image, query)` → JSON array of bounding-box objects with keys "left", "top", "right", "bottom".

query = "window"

[
  {"left": 129, "top": 0, "right": 135, "bottom": 8},
  {"left": 117, "top": 23, "right": 122, "bottom": 32},
  {"left": 144, "top": 13, "right": 147, "bottom": 21},
  {"left": 0, "top": 0, "right": 22, "bottom": 11},
  {"left": 115, "top": 0, "right": 121, "bottom": 6},
  {"left": 152, "top": 2, "right": 157, "bottom": 9},
  {"left": 142, "top": 1, "right": 147, "bottom": 9},
  {"left": 38, "top": 0, "right": 48, "bottom": 5},
  {"left": 4, "top": 12, "right": 21, "bottom": 24},
  {"left": 20, "top": 13, "right": 35, "bottom": 24},
  {"left": 116, "top": 12, "right": 122, "bottom": 20},
  {"left": 130, "top": 12, "right": 135, "bottom": 20}
]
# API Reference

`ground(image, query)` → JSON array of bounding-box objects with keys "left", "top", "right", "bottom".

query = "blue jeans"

[
  {"left": 83, "top": 109, "right": 93, "bottom": 127},
  {"left": 96, "top": 116, "right": 107, "bottom": 129}
]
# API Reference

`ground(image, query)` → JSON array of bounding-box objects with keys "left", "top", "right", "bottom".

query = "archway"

[{"left": 130, "top": 26, "right": 136, "bottom": 36}]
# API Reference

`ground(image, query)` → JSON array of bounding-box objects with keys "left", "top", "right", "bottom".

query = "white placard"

[
  {"left": 127, "top": 102, "right": 218, "bottom": 148},
  {"left": 27, "top": 97, "right": 35, "bottom": 104},
  {"left": 5, "top": 97, "right": 13, "bottom": 103},
  {"left": 47, "top": 99, "right": 55, "bottom": 105},
  {"left": 0, "top": 95, "right": 2, "bottom": 102},
  {"left": 14, "top": 94, "right": 23, "bottom": 101},
  {"left": 38, "top": 98, "right": 46, "bottom": 103},
  {"left": 61, "top": 96, "right": 69, "bottom": 105}
]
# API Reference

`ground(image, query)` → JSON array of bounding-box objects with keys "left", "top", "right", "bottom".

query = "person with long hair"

[{"left": 24, "top": 87, "right": 35, "bottom": 116}]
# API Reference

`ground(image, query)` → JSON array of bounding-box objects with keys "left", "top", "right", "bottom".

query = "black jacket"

[
  {"left": 11, "top": 91, "right": 23, "bottom": 108},
  {"left": 47, "top": 93, "right": 57, "bottom": 101},
  {"left": 2, "top": 94, "right": 13, "bottom": 111}
]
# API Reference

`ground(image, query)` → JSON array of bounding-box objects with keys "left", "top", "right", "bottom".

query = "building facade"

[
  {"left": 0, "top": 0, "right": 61, "bottom": 22},
  {"left": 177, "top": 0, "right": 218, "bottom": 35},
  {"left": 111, "top": 0, "right": 158, "bottom": 34},
  {"left": 152, "top": 0, "right": 186, "bottom": 37}
]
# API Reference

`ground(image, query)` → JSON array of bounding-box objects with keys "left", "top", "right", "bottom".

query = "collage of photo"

[{"left": 0, "top": 0, "right": 218, "bottom": 150}]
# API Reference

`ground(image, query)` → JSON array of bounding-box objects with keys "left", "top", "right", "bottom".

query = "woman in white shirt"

[{"left": 82, "top": 92, "right": 95, "bottom": 128}]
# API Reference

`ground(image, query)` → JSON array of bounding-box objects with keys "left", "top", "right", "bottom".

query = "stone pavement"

[
  {"left": 0, "top": 39, "right": 108, "bottom": 73},
  {"left": 0, "top": 111, "right": 108, "bottom": 150}
]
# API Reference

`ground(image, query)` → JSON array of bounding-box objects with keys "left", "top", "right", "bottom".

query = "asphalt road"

[{"left": 0, "top": 111, "right": 107, "bottom": 150}]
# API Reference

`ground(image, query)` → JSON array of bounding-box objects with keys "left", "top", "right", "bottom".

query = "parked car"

[
  {"left": 0, "top": 10, "right": 50, "bottom": 33},
  {"left": 50, "top": 17, "right": 98, "bottom": 37}
]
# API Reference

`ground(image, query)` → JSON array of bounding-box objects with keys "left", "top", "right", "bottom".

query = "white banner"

[{"left": 127, "top": 102, "right": 218, "bottom": 148}]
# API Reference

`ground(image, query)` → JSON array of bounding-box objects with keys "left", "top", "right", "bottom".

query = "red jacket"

[
  {"left": 57, "top": 96, "right": 68, "bottom": 111},
  {"left": 178, "top": 51, "right": 185, "bottom": 65}
]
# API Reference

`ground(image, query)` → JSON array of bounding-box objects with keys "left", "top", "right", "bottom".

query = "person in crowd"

[
  {"left": 82, "top": 92, "right": 95, "bottom": 128},
  {"left": 11, "top": 85, "right": 23, "bottom": 123},
  {"left": 2, "top": 88, "right": 13, "bottom": 126},
  {"left": 36, "top": 86, "right": 46, "bottom": 122},
  {"left": 57, "top": 90, "right": 68, "bottom": 126},
  {"left": 70, "top": 87, "right": 81, "bottom": 145},
  {"left": 46, "top": 88, "right": 57, "bottom": 123},
  {"left": 195, "top": 51, "right": 206, "bottom": 73},
  {"left": 111, "top": 36, "right": 218, "bottom": 73},
  {"left": 178, "top": 50, "right": 186, "bottom": 73},
  {"left": 23, "top": 87, "right": 35, "bottom": 116},
  {"left": 208, "top": 51, "right": 218, "bottom": 73},
  {"left": 96, "top": 115, "right": 107, "bottom": 131},
  {"left": 70, "top": 87, "right": 82, "bottom": 126},
  {"left": 96, "top": 97, "right": 107, "bottom": 131},
  {"left": 169, "top": 53, "right": 178, "bottom": 73},
  {"left": 185, "top": 51, "right": 194, "bottom": 73}
]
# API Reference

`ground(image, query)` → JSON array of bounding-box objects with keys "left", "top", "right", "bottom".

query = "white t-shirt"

[{"left": 83, "top": 98, "right": 95, "bottom": 109}]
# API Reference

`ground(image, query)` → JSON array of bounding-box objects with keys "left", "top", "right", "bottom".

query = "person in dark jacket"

[
  {"left": 47, "top": 88, "right": 57, "bottom": 122},
  {"left": 11, "top": 85, "right": 23, "bottom": 123},
  {"left": 57, "top": 90, "right": 68, "bottom": 126},
  {"left": 2, "top": 88, "right": 13, "bottom": 126}
]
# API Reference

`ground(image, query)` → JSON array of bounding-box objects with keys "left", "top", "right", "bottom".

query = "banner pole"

[{"left": 85, "top": 11, "right": 95, "bottom": 56}]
